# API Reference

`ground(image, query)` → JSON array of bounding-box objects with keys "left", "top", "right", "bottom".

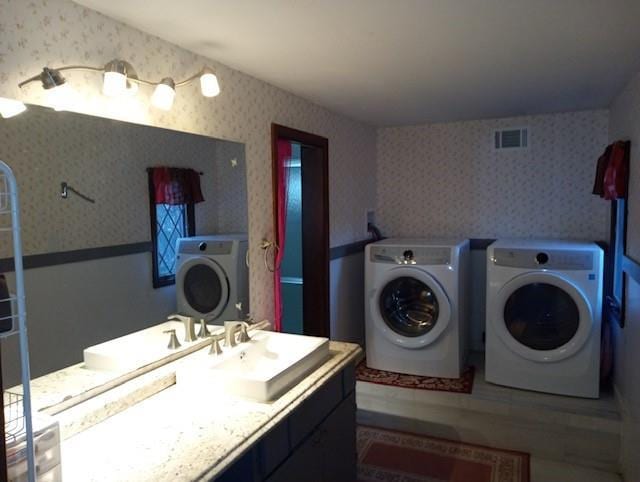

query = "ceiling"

[{"left": 74, "top": 0, "right": 640, "bottom": 126}]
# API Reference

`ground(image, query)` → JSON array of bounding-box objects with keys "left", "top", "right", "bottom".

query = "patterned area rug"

[
  {"left": 357, "top": 425, "right": 530, "bottom": 482},
  {"left": 356, "top": 362, "right": 475, "bottom": 394}
]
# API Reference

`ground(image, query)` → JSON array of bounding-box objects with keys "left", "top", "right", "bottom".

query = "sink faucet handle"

[
  {"left": 183, "top": 317, "right": 198, "bottom": 343},
  {"left": 198, "top": 318, "right": 211, "bottom": 338},
  {"left": 163, "top": 329, "right": 181, "bottom": 350},
  {"left": 209, "top": 337, "right": 223, "bottom": 356},
  {"left": 238, "top": 324, "right": 251, "bottom": 343}
]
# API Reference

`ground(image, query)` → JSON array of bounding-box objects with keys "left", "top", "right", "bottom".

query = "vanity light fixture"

[
  {"left": 0, "top": 97, "right": 27, "bottom": 119},
  {"left": 151, "top": 78, "right": 176, "bottom": 111},
  {"left": 16, "top": 59, "right": 220, "bottom": 116}
]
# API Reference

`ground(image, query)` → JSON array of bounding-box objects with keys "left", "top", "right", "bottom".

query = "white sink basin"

[
  {"left": 181, "top": 330, "right": 329, "bottom": 401},
  {"left": 83, "top": 321, "right": 222, "bottom": 372}
]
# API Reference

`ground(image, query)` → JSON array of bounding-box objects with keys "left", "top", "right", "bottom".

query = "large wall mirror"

[{"left": 0, "top": 104, "right": 248, "bottom": 395}]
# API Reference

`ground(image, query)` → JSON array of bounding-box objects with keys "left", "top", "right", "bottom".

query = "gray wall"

[
  {"left": 2, "top": 253, "right": 175, "bottom": 386},
  {"left": 330, "top": 252, "right": 365, "bottom": 345}
]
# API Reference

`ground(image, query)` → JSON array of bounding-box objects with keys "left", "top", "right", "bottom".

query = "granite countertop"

[{"left": 59, "top": 340, "right": 361, "bottom": 482}]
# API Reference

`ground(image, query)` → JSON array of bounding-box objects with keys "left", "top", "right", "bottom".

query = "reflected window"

[
  {"left": 149, "top": 201, "right": 195, "bottom": 288},
  {"left": 379, "top": 276, "right": 440, "bottom": 337},
  {"left": 504, "top": 283, "right": 580, "bottom": 350}
]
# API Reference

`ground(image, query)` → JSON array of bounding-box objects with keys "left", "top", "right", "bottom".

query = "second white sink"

[{"left": 182, "top": 330, "right": 330, "bottom": 401}]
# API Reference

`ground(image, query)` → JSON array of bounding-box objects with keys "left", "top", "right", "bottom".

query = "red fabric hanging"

[
  {"left": 273, "top": 139, "right": 293, "bottom": 333},
  {"left": 593, "top": 141, "right": 630, "bottom": 201},
  {"left": 150, "top": 167, "right": 204, "bottom": 205},
  {"left": 602, "top": 141, "right": 630, "bottom": 201}
]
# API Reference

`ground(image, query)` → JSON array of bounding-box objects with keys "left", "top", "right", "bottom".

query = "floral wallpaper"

[
  {"left": 0, "top": 0, "right": 377, "bottom": 321},
  {"left": 376, "top": 110, "right": 610, "bottom": 241},
  {"left": 0, "top": 104, "right": 247, "bottom": 258}
]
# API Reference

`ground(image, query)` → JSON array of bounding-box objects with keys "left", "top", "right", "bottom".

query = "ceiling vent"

[{"left": 494, "top": 127, "right": 528, "bottom": 149}]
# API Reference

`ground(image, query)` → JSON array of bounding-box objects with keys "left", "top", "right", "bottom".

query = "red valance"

[
  {"left": 149, "top": 167, "right": 204, "bottom": 205},
  {"left": 592, "top": 141, "right": 630, "bottom": 201}
]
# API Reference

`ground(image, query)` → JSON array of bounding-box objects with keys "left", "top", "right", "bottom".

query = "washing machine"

[
  {"left": 485, "top": 239, "right": 603, "bottom": 398},
  {"left": 365, "top": 238, "right": 470, "bottom": 378},
  {"left": 176, "top": 234, "right": 249, "bottom": 324}
]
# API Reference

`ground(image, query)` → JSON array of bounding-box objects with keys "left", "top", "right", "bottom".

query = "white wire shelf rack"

[{"left": 0, "top": 160, "right": 35, "bottom": 482}]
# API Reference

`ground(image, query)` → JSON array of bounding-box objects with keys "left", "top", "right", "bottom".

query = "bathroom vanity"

[{"left": 23, "top": 330, "right": 361, "bottom": 482}]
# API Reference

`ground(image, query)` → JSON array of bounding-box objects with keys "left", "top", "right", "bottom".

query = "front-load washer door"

[
  {"left": 178, "top": 257, "right": 230, "bottom": 319},
  {"left": 370, "top": 267, "right": 452, "bottom": 349},
  {"left": 491, "top": 272, "right": 593, "bottom": 362}
]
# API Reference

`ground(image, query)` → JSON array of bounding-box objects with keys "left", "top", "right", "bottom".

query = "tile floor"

[
  {"left": 531, "top": 458, "right": 621, "bottom": 482},
  {"left": 356, "top": 352, "right": 623, "bottom": 481}
]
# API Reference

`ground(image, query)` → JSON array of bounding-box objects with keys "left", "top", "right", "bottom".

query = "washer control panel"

[
  {"left": 178, "top": 240, "right": 233, "bottom": 256},
  {"left": 492, "top": 248, "right": 594, "bottom": 270},
  {"left": 370, "top": 246, "right": 451, "bottom": 265}
]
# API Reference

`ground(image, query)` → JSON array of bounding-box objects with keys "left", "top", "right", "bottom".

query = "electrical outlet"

[{"left": 366, "top": 209, "right": 375, "bottom": 236}]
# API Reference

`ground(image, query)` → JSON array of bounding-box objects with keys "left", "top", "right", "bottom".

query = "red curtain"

[
  {"left": 274, "top": 139, "right": 293, "bottom": 332},
  {"left": 150, "top": 167, "right": 204, "bottom": 205}
]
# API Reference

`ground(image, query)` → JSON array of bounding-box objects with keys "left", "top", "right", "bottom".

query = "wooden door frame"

[{"left": 271, "top": 123, "right": 330, "bottom": 337}]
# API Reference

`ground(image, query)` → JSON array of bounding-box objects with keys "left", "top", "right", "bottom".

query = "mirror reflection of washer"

[
  {"left": 485, "top": 239, "right": 603, "bottom": 398},
  {"left": 176, "top": 235, "right": 249, "bottom": 324},
  {"left": 365, "top": 239, "right": 470, "bottom": 378}
]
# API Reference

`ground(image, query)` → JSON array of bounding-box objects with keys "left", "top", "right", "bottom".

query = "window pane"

[{"left": 156, "top": 204, "right": 187, "bottom": 278}]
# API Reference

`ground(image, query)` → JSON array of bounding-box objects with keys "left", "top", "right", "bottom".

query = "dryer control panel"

[
  {"left": 177, "top": 240, "right": 234, "bottom": 255},
  {"left": 492, "top": 248, "right": 594, "bottom": 270},
  {"left": 370, "top": 246, "right": 451, "bottom": 265}
]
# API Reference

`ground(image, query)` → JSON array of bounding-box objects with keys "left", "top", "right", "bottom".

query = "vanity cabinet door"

[
  {"left": 266, "top": 392, "right": 357, "bottom": 482},
  {"left": 265, "top": 429, "right": 323, "bottom": 482},
  {"left": 319, "top": 392, "right": 357, "bottom": 482}
]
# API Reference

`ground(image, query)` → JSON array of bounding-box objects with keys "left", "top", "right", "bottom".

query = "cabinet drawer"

[
  {"left": 257, "top": 420, "right": 290, "bottom": 478},
  {"left": 288, "top": 372, "right": 342, "bottom": 448}
]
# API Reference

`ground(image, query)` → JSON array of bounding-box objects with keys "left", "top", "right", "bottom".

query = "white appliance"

[
  {"left": 365, "top": 238, "right": 470, "bottom": 378},
  {"left": 176, "top": 235, "right": 248, "bottom": 324},
  {"left": 485, "top": 239, "right": 603, "bottom": 398}
]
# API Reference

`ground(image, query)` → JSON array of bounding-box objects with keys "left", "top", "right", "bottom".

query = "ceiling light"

[
  {"left": 200, "top": 68, "right": 220, "bottom": 97},
  {"left": 151, "top": 78, "right": 176, "bottom": 110},
  {"left": 0, "top": 97, "right": 27, "bottom": 119},
  {"left": 102, "top": 60, "right": 138, "bottom": 97},
  {"left": 18, "top": 60, "right": 220, "bottom": 112}
]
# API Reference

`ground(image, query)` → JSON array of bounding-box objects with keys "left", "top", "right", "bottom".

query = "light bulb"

[
  {"left": 200, "top": 71, "right": 220, "bottom": 97},
  {"left": 46, "top": 84, "right": 77, "bottom": 112},
  {"left": 151, "top": 79, "right": 176, "bottom": 110},
  {"left": 103, "top": 71, "right": 127, "bottom": 97},
  {"left": 0, "top": 97, "right": 27, "bottom": 118}
]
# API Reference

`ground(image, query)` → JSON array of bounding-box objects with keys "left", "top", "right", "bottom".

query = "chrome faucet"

[
  {"left": 223, "top": 321, "right": 243, "bottom": 347},
  {"left": 167, "top": 314, "right": 198, "bottom": 343}
]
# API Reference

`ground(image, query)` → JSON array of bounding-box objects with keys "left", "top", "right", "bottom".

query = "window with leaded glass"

[{"left": 150, "top": 202, "right": 195, "bottom": 287}]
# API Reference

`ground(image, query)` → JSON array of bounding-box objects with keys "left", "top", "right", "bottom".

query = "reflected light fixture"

[
  {"left": 16, "top": 60, "right": 220, "bottom": 116},
  {"left": 0, "top": 97, "right": 27, "bottom": 119}
]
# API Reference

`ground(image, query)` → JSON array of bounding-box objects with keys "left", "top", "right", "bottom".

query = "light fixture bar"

[{"left": 16, "top": 60, "right": 220, "bottom": 114}]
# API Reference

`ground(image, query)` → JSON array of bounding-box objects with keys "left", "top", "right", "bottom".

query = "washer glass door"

[
  {"left": 504, "top": 283, "right": 579, "bottom": 350},
  {"left": 371, "top": 267, "right": 451, "bottom": 349},
  {"left": 492, "top": 272, "right": 593, "bottom": 362},
  {"left": 180, "top": 258, "right": 229, "bottom": 318},
  {"left": 379, "top": 276, "right": 440, "bottom": 337}
]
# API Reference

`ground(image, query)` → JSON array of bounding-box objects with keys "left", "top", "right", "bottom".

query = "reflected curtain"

[
  {"left": 149, "top": 167, "right": 204, "bottom": 205},
  {"left": 274, "top": 139, "right": 293, "bottom": 332}
]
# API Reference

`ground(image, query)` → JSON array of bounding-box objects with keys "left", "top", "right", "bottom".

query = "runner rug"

[
  {"left": 357, "top": 425, "right": 530, "bottom": 482},
  {"left": 356, "top": 362, "right": 475, "bottom": 394}
]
